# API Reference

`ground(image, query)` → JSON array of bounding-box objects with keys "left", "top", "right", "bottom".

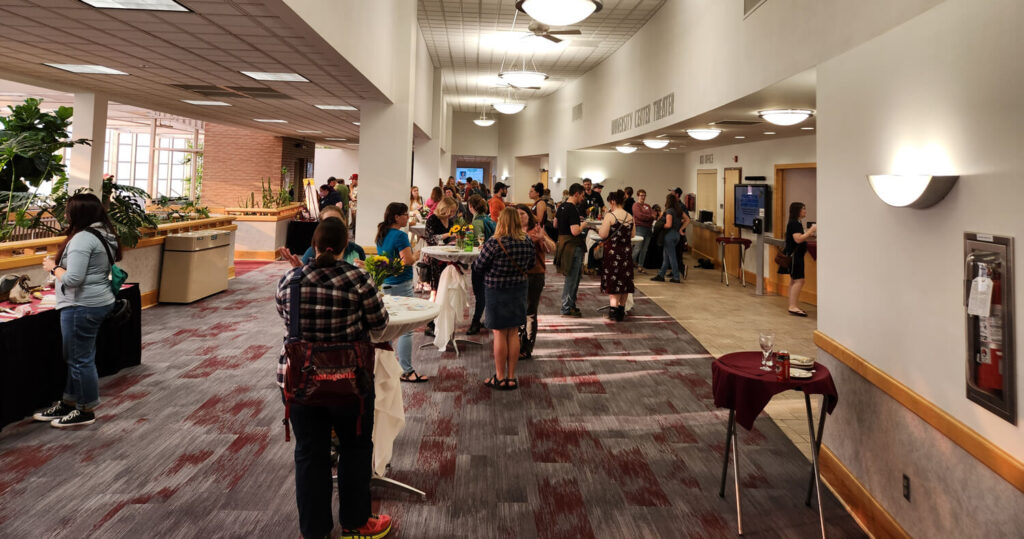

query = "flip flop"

[
  {"left": 788, "top": 309, "right": 809, "bottom": 317},
  {"left": 400, "top": 371, "right": 429, "bottom": 383}
]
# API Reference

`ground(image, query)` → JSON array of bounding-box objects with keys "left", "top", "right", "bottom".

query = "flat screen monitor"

[
  {"left": 734, "top": 184, "right": 771, "bottom": 230},
  {"left": 456, "top": 167, "right": 484, "bottom": 183}
]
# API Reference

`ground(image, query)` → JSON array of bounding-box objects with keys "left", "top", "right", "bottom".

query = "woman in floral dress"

[{"left": 598, "top": 190, "right": 635, "bottom": 321}]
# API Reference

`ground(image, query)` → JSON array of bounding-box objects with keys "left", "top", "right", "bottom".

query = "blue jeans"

[
  {"left": 60, "top": 303, "right": 112, "bottom": 410},
  {"left": 634, "top": 226, "right": 652, "bottom": 266},
  {"left": 560, "top": 245, "right": 584, "bottom": 313},
  {"left": 657, "top": 229, "right": 681, "bottom": 280},
  {"left": 382, "top": 279, "right": 414, "bottom": 374}
]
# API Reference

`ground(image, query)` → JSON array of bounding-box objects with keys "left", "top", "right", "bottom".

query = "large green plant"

[
  {"left": 30, "top": 175, "right": 157, "bottom": 248},
  {"left": 0, "top": 98, "right": 88, "bottom": 192}
]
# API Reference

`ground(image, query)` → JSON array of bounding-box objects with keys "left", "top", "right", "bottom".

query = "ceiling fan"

[{"left": 527, "top": 21, "right": 581, "bottom": 43}]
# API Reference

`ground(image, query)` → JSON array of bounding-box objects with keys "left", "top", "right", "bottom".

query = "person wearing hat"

[{"left": 489, "top": 181, "right": 508, "bottom": 222}]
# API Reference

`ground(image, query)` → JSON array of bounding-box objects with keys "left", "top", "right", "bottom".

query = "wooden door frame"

[
  {"left": 768, "top": 162, "right": 817, "bottom": 302},
  {"left": 723, "top": 167, "right": 742, "bottom": 277}
]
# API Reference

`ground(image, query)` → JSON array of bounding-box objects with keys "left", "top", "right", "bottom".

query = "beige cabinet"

[{"left": 159, "top": 231, "right": 231, "bottom": 303}]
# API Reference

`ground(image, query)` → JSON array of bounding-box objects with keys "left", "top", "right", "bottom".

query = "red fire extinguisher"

[{"left": 976, "top": 269, "right": 1003, "bottom": 391}]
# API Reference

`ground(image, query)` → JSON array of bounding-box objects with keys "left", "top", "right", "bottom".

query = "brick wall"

[{"left": 202, "top": 123, "right": 284, "bottom": 208}]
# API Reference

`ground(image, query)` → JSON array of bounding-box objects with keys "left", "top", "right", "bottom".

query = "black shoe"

[
  {"left": 669, "top": 278, "right": 681, "bottom": 283},
  {"left": 425, "top": 321, "right": 435, "bottom": 337},
  {"left": 50, "top": 409, "right": 96, "bottom": 428},
  {"left": 615, "top": 306, "right": 626, "bottom": 322},
  {"left": 466, "top": 321, "right": 482, "bottom": 335},
  {"left": 33, "top": 401, "right": 74, "bottom": 422},
  {"left": 569, "top": 308, "right": 582, "bottom": 318},
  {"left": 650, "top": 275, "right": 665, "bottom": 282},
  {"left": 607, "top": 307, "right": 616, "bottom": 321}
]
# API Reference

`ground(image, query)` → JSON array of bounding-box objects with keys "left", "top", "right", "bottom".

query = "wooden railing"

[{"left": 219, "top": 203, "right": 305, "bottom": 221}]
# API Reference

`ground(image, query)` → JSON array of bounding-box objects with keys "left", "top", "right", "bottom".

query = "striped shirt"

[{"left": 274, "top": 261, "right": 388, "bottom": 387}]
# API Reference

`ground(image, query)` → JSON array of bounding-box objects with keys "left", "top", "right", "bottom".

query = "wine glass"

[{"left": 758, "top": 331, "right": 775, "bottom": 371}]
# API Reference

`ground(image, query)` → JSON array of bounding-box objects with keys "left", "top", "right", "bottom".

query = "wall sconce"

[{"left": 867, "top": 175, "right": 959, "bottom": 208}]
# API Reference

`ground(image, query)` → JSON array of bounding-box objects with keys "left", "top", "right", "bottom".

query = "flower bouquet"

[{"left": 365, "top": 255, "right": 405, "bottom": 291}]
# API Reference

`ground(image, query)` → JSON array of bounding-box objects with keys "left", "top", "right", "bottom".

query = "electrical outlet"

[{"left": 902, "top": 474, "right": 911, "bottom": 501}]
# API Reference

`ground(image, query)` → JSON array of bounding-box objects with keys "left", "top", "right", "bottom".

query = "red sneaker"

[{"left": 341, "top": 514, "right": 392, "bottom": 539}]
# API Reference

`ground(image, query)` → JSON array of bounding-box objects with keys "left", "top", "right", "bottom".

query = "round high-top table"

[
  {"left": 712, "top": 351, "right": 839, "bottom": 538},
  {"left": 368, "top": 294, "right": 440, "bottom": 499},
  {"left": 419, "top": 245, "right": 481, "bottom": 353},
  {"left": 715, "top": 236, "right": 753, "bottom": 287},
  {"left": 409, "top": 224, "right": 429, "bottom": 241}
]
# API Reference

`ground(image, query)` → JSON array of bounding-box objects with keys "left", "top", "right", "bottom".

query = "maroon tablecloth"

[
  {"left": 712, "top": 351, "right": 838, "bottom": 430},
  {"left": 806, "top": 241, "right": 817, "bottom": 260}
]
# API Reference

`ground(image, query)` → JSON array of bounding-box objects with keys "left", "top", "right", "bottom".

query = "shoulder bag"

[
  {"left": 281, "top": 272, "right": 377, "bottom": 441},
  {"left": 774, "top": 248, "right": 793, "bottom": 270}
]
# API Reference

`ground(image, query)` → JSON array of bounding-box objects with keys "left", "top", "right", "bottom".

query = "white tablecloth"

[
  {"left": 420, "top": 245, "right": 480, "bottom": 265},
  {"left": 369, "top": 295, "right": 439, "bottom": 476},
  {"left": 409, "top": 224, "right": 428, "bottom": 241}
]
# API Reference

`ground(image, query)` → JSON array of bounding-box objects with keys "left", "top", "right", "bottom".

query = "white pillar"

[
  {"left": 68, "top": 92, "right": 107, "bottom": 194},
  {"left": 412, "top": 68, "right": 444, "bottom": 198},
  {"left": 355, "top": 1, "right": 417, "bottom": 248}
]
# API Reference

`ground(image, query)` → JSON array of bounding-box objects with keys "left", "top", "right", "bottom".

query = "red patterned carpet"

[{"left": 0, "top": 262, "right": 864, "bottom": 538}]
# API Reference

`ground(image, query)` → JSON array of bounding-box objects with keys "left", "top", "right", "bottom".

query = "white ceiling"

[
  {"left": 0, "top": 0, "right": 383, "bottom": 147},
  {"left": 418, "top": 0, "right": 667, "bottom": 111}
]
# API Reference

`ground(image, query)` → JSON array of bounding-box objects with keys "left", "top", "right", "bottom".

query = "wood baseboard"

[
  {"left": 227, "top": 266, "right": 236, "bottom": 279},
  {"left": 819, "top": 445, "right": 910, "bottom": 538},
  {"left": 815, "top": 330, "right": 1024, "bottom": 492},
  {"left": 234, "top": 250, "right": 277, "bottom": 261},
  {"left": 139, "top": 289, "right": 158, "bottom": 309}
]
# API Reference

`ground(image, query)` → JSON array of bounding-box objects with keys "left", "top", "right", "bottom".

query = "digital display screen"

[
  {"left": 734, "top": 184, "right": 771, "bottom": 229},
  {"left": 456, "top": 168, "right": 484, "bottom": 182}
]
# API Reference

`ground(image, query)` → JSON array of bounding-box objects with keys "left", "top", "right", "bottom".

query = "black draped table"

[
  {"left": 0, "top": 284, "right": 142, "bottom": 431},
  {"left": 712, "top": 351, "right": 839, "bottom": 538},
  {"left": 285, "top": 220, "right": 319, "bottom": 256}
]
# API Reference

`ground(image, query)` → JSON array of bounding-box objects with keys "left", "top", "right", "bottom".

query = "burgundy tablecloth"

[
  {"left": 712, "top": 351, "right": 838, "bottom": 430},
  {"left": 807, "top": 241, "right": 817, "bottom": 260}
]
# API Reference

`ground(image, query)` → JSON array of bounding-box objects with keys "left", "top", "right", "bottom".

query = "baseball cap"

[{"left": 494, "top": 181, "right": 508, "bottom": 191}]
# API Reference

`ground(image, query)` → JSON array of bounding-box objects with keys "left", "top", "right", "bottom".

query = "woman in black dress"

[
  {"left": 423, "top": 197, "right": 458, "bottom": 336},
  {"left": 779, "top": 201, "right": 817, "bottom": 316},
  {"left": 598, "top": 190, "right": 635, "bottom": 321}
]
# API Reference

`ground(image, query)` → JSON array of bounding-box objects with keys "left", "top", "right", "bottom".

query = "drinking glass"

[{"left": 758, "top": 331, "right": 775, "bottom": 371}]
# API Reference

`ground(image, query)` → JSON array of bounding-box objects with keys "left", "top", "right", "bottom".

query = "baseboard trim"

[
  {"left": 140, "top": 289, "right": 158, "bottom": 309},
  {"left": 819, "top": 445, "right": 910, "bottom": 539},
  {"left": 234, "top": 250, "right": 277, "bottom": 261},
  {"left": 814, "top": 330, "right": 1024, "bottom": 492}
]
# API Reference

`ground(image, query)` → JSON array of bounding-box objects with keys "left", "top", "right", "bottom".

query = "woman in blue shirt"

[{"left": 376, "top": 202, "right": 426, "bottom": 382}]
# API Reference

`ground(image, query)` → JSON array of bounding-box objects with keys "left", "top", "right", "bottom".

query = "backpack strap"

[{"left": 287, "top": 272, "right": 304, "bottom": 340}]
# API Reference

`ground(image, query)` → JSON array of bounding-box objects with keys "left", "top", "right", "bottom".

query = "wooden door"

[
  {"left": 540, "top": 170, "right": 548, "bottom": 190},
  {"left": 723, "top": 168, "right": 742, "bottom": 277}
]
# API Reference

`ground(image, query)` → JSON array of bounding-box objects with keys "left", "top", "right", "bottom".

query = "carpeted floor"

[{"left": 0, "top": 262, "right": 865, "bottom": 538}]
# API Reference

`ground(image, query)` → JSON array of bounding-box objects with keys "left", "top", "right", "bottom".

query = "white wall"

[
  {"left": 566, "top": 150, "right": 689, "bottom": 196},
  {"left": 413, "top": 28, "right": 433, "bottom": 137},
  {"left": 314, "top": 147, "right": 359, "bottom": 183},
  {"left": 451, "top": 111, "right": 499, "bottom": 157},
  {"left": 818, "top": 0, "right": 1022, "bottom": 456}
]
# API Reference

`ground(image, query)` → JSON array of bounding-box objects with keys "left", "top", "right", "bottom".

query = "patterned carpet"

[{"left": 0, "top": 262, "right": 865, "bottom": 538}]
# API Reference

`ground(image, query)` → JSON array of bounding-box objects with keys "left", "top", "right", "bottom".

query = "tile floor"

[{"left": 635, "top": 256, "right": 821, "bottom": 460}]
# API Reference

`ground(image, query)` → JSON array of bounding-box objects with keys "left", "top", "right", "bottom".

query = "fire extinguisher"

[{"left": 976, "top": 268, "right": 1003, "bottom": 391}]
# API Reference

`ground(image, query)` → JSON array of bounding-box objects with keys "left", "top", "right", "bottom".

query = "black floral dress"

[{"left": 600, "top": 214, "right": 635, "bottom": 294}]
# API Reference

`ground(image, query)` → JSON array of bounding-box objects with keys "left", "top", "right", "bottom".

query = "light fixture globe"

[
  {"left": 474, "top": 117, "right": 496, "bottom": 127},
  {"left": 499, "top": 70, "right": 548, "bottom": 88},
  {"left": 758, "top": 109, "right": 814, "bottom": 126},
  {"left": 686, "top": 128, "right": 722, "bottom": 141},
  {"left": 493, "top": 102, "right": 526, "bottom": 114},
  {"left": 642, "top": 138, "right": 669, "bottom": 149},
  {"left": 867, "top": 175, "right": 959, "bottom": 208},
  {"left": 516, "top": 0, "right": 603, "bottom": 26},
  {"left": 615, "top": 145, "right": 637, "bottom": 154}
]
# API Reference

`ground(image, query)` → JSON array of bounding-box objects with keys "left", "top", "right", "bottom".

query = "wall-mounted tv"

[
  {"left": 456, "top": 167, "right": 484, "bottom": 182},
  {"left": 734, "top": 183, "right": 771, "bottom": 230}
]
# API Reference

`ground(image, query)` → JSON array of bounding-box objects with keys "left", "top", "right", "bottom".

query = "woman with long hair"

[
  {"left": 651, "top": 193, "right": 685, "bottom": 283},
  {"left": 780, "top": 202, "right": 817, "bottom": 316},
  {"left": 376, "top": 202, "right": 425, "bottom": 382},
  {"left": 276, "top": 218, "right": 392, "bottom": 539},
  {"left": 598, "top": 190, "right": 636, "bottom": 320},
  {"left": 473, "top": 207, "right": 536, "bottom": 390},
  {"left": 516, "top": 204, "right": 555, "bottom": 358},
  {"left": 409, "top": 186, "right": 423, "bottom": 212},
  {"left": 35, "top": 193, "right": 121, "bottom": 428},
  {"left": 425, "top": 186, "right": 443, "bottom": 216}
]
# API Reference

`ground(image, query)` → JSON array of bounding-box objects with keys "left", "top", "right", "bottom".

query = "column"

[
  {"left": 355, "top": 1, "right": 417, "bottom": 248},
  {"left": 68, "top": 92, "right": 107, "bottom": 194},
  {"left": 412, "top": 68, "right": 444, "bottom": 197}
]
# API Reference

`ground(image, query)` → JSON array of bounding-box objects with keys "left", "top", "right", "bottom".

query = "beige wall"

[
  {"left": 783, "top": 167, "right": 817, "bottom": 223},
  {"left": 451, "top": 111, "right": 499, "bottom": 158}
]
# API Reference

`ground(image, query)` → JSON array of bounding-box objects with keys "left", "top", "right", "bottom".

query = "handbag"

[
  {"left": 280, "top": 273, "right": 376, "bottom": 441},
  {"left": 84, "top": 228, "right": 128, "bottom": 294},
  {"left": 775, "top": 250, "right": 793, "bottom": 270}
]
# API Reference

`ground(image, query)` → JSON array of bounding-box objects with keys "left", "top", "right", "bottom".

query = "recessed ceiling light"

[
  {"left": 325, "top": 138, "right": 347, "bottom": 141},
  {"left": 353, "top": 122, "right": 360, "bottom": 126},
  {"left": 182, "top": 100, "right": 230, "bottom": 106},
  {"left": 734, "top": 136, "right": 746, "bottom": 139},
  {"left": 763, "top": 131, "right": 776, "bottom": 135},
  {"left": 45, "top": 63, "right": 127, "bottom": 75},
  {"left": 254, "top": 119, "right": 287, "bottom": 123},
  {"left": 241, "top": 71, "right": 309, "bottom": 82},
  {"left": 801, "top": 127, "right": 815, "bottom": 130},
  {"left": 315, "top": 104, "right": 358, "bottom": 111},
  {"left": 79, "top": 0, "right": 188, "bottom": 11},
  {"left": 758, "top": 108, "right": 814, "bottom": 126},
  {"left": 297, "top": 130, "right": 322, "bottom": 133}
]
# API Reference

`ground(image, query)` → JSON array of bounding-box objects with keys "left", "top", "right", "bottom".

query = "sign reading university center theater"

[{"left": 611, "top": 93, "right": 674, "bottom": 135}]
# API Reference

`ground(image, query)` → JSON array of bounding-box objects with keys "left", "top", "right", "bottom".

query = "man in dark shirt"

[
  {"left": 623, "top": 186, "right": 635, "bottom": 214},
  {"left": 556, "top": 183, "right": 587, "bottom": 317},
  {"left": 581, "top": 178, "right": 604, "bottom": 218}
]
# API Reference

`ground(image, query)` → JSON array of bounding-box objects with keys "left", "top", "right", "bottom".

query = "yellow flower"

[
  {"left": 450, "top": 225, "right": 462, "bottom": 234},
  {"left": 467, "top": 224, "right": 474, "bottom": 230}
]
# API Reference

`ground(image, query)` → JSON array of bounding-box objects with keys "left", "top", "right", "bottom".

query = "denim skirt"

[{"left": 484, "top": 283, "right": 527, "bottom": 330}]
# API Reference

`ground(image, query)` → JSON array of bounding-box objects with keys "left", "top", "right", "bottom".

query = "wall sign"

[
  {"left": 611, "top": 92, "right": 675, "bottom": 135},
  {"left": 699, "top": 153, "right": 714, "bottom": 165}
]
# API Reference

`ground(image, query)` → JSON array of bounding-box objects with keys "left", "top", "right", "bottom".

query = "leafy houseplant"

[
  {"left": 30, "top": 175, "right": 157, "bottom": 248},
  {"left": 0, "top": 98, "right": 89, "bottom": 193},
  {"left": 153, "top": 195, "right": 210, "bottom": 223}
]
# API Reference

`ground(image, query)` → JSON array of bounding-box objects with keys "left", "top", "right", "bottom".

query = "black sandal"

[
  {"left": 499, "top": 378, "right": 519, "bottom": 390},
  {"left": 484, "top": 374, "right": 502, "bottom": 389},
  {"left": 400, "top": 371, "right": 429, "bottom": 383}
]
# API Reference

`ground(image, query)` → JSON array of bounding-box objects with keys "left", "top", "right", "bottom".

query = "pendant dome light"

[
  {"left": 686, "top": 128, "right": 722, "bottom": 141},
  {"left": 473, "top": 112, "right": 496, "bottom": 127},
  {"left": 516, "top": 0, "right": 603, "bottom": 26},
  {"left": 493, "top": 102, "right": 526, "bottom": 114},
  {"left": 615, "top": 145, "right": 637, "bottom": 154},
  {"left": 642, "top": 138, "right": 669, "bottom": 149},
  {"left": 758, "top": 109, "right": 815, "bottom": 126},
  {"left": 499, "top": 70, "right": 548, "bottom": 88}
]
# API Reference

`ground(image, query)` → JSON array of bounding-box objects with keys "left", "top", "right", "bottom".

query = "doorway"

[{"left": 770, "top": 163, "right": 817, "bottom": 305}]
